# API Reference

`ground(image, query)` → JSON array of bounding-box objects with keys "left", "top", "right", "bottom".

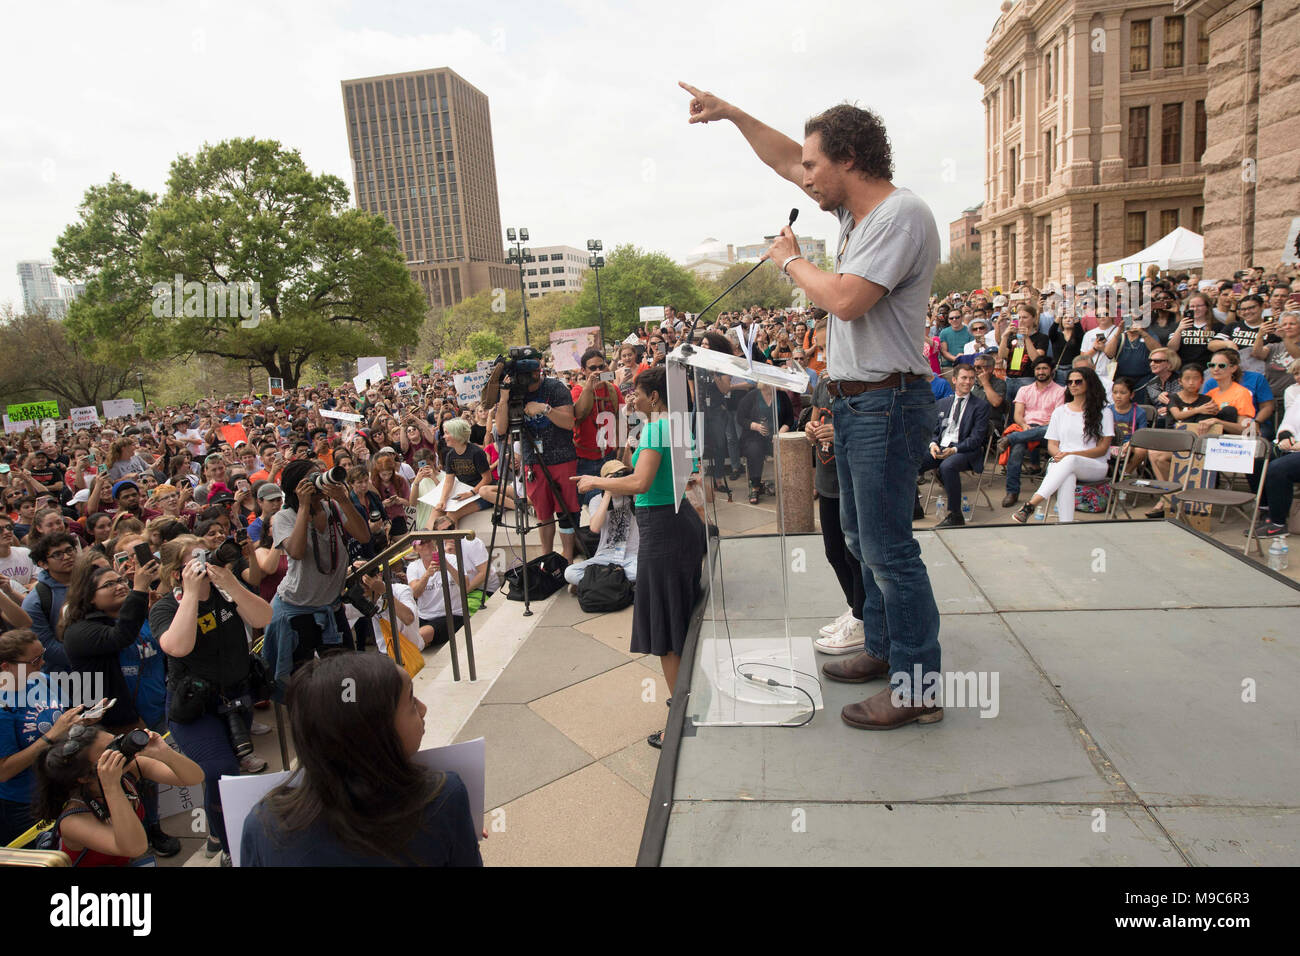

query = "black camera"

[
  {"left": 313, "top": 465, "right": 349, "bottom": 491},
  {"left": 208, "top": 538, "right": 243, "bottom": 569},
  {"left": 501, "top": 345, "right": 542, "bottom": 381},
  {"left": 344, "top": 577, "right": 379, "bottom": 619},
  {"left": 218, "top": 697, "right": 254, "bottom": 758},
  {"left": 105, "top": 728, "right": 150, "bottom": 761}
]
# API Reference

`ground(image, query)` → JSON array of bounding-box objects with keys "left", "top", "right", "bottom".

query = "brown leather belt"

[{"left": 828, "top": 373, "right": 926, "bottom": 397}]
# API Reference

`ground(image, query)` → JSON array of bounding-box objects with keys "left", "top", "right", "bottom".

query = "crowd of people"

[{"left": 918, "top": 268, "right": 1300, "bottom": 530}]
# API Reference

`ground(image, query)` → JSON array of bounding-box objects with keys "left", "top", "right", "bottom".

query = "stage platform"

[{"left": 645, "top": 520, "right": 1300, "bottom": 866}]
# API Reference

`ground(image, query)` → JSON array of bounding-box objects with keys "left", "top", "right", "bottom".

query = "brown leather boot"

[
  {"left": 1001, "top": 492, "right": 1019, "bottom": 508},
  {"left": 821, "top": 652, "right": 890, "bottom": 684},
  {"left": 841, "top": 687, "right": 944, "bottom": 730}
]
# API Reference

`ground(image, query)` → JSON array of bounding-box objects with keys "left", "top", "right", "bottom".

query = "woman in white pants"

[{"left": 1012, "top": 366, "right": 1113, "bottom": 524}]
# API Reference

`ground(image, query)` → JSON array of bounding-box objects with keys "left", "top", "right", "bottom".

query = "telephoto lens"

[
  {"left": 223, "top": 704, "right": 254, "bottom": 757},
  {"left": 313, "top": 465, "right": 349, "bottom": 491},
  {"left": 106, "top": 728, "right": 151, "bottom": 761}
]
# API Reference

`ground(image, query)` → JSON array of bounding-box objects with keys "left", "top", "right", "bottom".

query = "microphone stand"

[{"left": 681, "top": 259, "right": 768, "bottom": 357}]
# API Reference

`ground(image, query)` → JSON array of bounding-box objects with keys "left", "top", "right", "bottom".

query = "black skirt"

[{"left": 630, "top": 502, "right": 705, "bottom": 657}]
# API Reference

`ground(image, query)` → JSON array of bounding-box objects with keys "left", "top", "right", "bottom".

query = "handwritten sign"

[
  {"left": 6, "top": 401, "right": 59, "bottom": 422},
  {"left": 2, "top": 415, "right": 27, "bottom": 435},
  {"left": 429, "top": 359, "right": 446, "bottom": 372},
  {"left": 70, "top": 406, "right": 99, "bottom": 429},
  {"left": 549, "top": 326, "right": 602, "bottom": 372},
  {"left": 356, "top": 356, "right": 388, "bottom": 379},
  {"left": 1202, "top": 437, "right": 1255, "bottom": 474},
  {"left": 454, "top": 370, "right": 490, "bottom": 405},
  {"left": 320, "top": 408, "right": 364, "bottom": 423},
  {"left": 639, "top": 306, "right": 665, "bottom": 328},
  {"left": 353, "top": 364, "right": 384, "bottom": 392},
  {"left": 267, "top": 377, "right": 284, "bottom": 398}
]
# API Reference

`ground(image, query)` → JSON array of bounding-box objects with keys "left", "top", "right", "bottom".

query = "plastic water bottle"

[
  {"left": 936, "top": 495, "right": 947, "bottom": 520},
  {"left": 1034, "top": 502, "right": 1046, "bottom": 522},
  {"left": 961, "top": 495, "right": 972, "bottom": 522},
  {"left": 1268, "top": 537, "right": 1289, "bottom": 572}
]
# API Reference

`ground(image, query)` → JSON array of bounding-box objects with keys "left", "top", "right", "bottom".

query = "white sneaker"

[
  {"left": 815, "top": 618, "right": 865, "bottom": 655},
  {"left": 249, "top": 720, "right": 271, "bottom": 736},
  {"left": 818, "top": 610, "right": 853, "bottom": 639},
  {"left": 239, "top": 755, "right": 268, "bottom": 774}
]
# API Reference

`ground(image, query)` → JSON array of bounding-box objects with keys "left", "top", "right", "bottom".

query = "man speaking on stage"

[{"left": 680, "top": 82, "right": 943, "bottom": 730}]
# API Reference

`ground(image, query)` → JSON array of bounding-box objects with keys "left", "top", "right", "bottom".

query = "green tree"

[
  {"left": 55, "top": 139, "right": 425, "bottom": 387},
  {"left": 931, "top": 249, "right": 983, "bottom": 298},
  {"left": 558, "top": 244, "right": 705, "bottom": 342},
  {"left": 701, "top": 260, "right": 794, "bottom": 312},
  {"left": 466, "top": 330, "right": 505, "bottom": 360},
  {"left": 513, "top": 290, "right": 579, "bottom": 351}
]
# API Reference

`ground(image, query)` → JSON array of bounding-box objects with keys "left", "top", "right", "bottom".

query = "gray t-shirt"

[
  {"left": 827, "top": 188, "right": 939, "bottom": 382},
  {"left": 270, "top": 505, "right": 350, "bottom": 607}
]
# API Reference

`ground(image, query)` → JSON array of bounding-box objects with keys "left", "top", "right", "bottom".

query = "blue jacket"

[
  {"left": 931, "top": 393, "right": 990, "bottom": 472},
  {"left": 261, "top": 595, "right": 343, "bottom": 699},
  {"left": 20, "top": 570, "right": 71, "bottom": 675}
]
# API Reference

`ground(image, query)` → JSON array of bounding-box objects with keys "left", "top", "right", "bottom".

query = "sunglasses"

[
  {"left": 1207, "top": 363, "right": 1231, "bottom": 369},
  {"left": 48, "top": 724, "right": 100, "bottom": 764},
  {"left": 1067, "top": 378, "right": 1086, "bottom": 385}
]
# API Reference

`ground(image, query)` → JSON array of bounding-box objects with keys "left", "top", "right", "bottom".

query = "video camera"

[{"left": 499, "top": 346, "right": 542, "bottom": 386}]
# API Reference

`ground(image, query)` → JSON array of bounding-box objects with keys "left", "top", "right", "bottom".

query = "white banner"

[
  {"left": 70, "top": 406, "right": 99, "bottom": 429},
  {"left": 356, "top": 356, "right": 388, "bottom": 379},
  {"left": 353, "top": 364, "right": 385, "bottom": 392},
  {"left": 1202, "top": 437, "right": 1255, "bottom": 474},
  {"left": 320, "top": 408, "right": 364, "bottom": 423},
  {"left": 639, "top": 306, "right": 665, "bottom": 328},
  {"left": 101, "top": 398, "right": 136, "bottom": 419},
  {"left": 454, "top": 370, "right": 491, "bottom": 405},
  {"left": 1, "top": 415, "right": 25, "bottom": 435}
]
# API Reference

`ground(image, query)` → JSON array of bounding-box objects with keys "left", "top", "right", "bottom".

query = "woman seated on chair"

[
  {"left": 1107, "top": 378, "right": 1149, "bottom": 475},
  {"left": 1203, "top": 348, "right": 1257, "bottom": 436},
  {"left": 1012, "top": 366, "right": 1113, "bottom": 525}
]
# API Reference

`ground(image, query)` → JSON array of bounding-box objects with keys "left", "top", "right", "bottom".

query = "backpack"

[
  {"left": 1075, "top": 481, "right": 1112, "bottom": 513},
  {"left": 576, "top": 564, "right": 634, "bottom": 613},
  {"left": 503, "top": 552, "right": 568, "bottom": 602}
]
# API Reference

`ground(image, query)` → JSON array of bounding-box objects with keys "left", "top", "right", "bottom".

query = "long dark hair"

[
  {"left": 261, "top": 653, "right": 442, "bottom": 863},
  {"left": 32, "top": 726, "right": 109, "bottom": 821},
  {"left": 57, "top": 561, "right": 117, "bottom": 641},
  {"left": 1071, "top": 366, "right": 1108, "bottom": 443},
  {"left": 279, "top": 459, "right": 316, "bottom": 512}
]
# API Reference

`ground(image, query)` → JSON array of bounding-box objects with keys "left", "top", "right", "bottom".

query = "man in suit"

[{"left": 914, "top": 364, "right": 989, "bottom": 528}]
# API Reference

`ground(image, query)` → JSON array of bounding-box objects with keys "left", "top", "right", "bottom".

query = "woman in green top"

[{"left": 575, "top": 366, "right": 705, "bottom": 749}]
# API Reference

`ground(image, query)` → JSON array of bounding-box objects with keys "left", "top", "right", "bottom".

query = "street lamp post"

[
  {"left": 505, "top": 227, "right": 534, "bottom": 344},
  {"left": 587, "top": 239, "right": 605, "bottom": 349},
  {"left": 135, "top": 372, "right": 146, "bottom": 407}
]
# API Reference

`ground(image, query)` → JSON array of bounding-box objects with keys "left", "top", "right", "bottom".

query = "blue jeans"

[
  {"left": 167, "top": 698, "right": 242, "bottom": 853},
  {"left": 833, "top": 380, "right": 941, "bottom": 695},
  {"left": 575, "top": 456, "right": 608, "bottom": 509},
  {"left": 1003, "top": 425, "right": 1049, "bottom": 494}
]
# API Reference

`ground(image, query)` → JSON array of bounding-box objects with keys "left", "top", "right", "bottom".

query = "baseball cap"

[
  {"left": 256, "top": 483, "right": 285, "bottom": 501},
  {"left": 600, "top": 460, "right": 631, "bottom": 478},
  {"left": 111, "top": 479, "right": 139, "bottom": 498},
  {"left": 70, "top": 488, "right": 91, "bottom": 505}
]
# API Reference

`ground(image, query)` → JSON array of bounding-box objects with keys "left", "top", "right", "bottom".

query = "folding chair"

[
  {"left": 1170, "top": 435, "right": 1272, "bottom": 555},
  {"left": 922, "top": 431, "right": 997, "bottom": 515},
  {"left": 1106, "top": 427, "right": 1196, "bottom": 519}
]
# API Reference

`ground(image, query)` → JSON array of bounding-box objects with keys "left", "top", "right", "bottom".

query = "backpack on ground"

[{"left": 576, "top": 564, "right": 634, "bottom": 613}]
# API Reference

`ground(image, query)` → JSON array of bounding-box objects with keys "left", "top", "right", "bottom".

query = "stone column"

[{"left": 776, "top": 432, "right": 814, "bottom": 534}]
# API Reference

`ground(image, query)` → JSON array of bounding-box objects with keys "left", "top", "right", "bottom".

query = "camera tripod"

[{"left": 482, "top": 401, "right": 591, "bottom": 617}]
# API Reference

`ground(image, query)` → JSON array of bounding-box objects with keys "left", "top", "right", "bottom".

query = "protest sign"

[
  {"left": 267, "top": 377, "right": 284, "bottom": 398},
  {"left": 70, "top": 406, "right": 99, "bottom": 429},
  {"left": 353, "top": 364, "right": 384, "bottom": 392},
  {"left": 639, "top": 306, "right": 665, "bottom": 328},
  {"left": 549, "top": 326, "right": 602, "bottom": 372},
  {"left": 356, "top": 356, "right": 388, "bottom": 379},
  {"left": 320, "top": 408, "right": 364, "bottom": 423},
  {"left": 220, "top": 423, "right": 249, "bottom": 448},
  {"left": 429, "top": 358, "right": 446, "bottom": 372},
  {"left": 454, "top": 370, "right": 490, "bottom": 405},
  {"left": 6, "top": 401, "right": 59, "bottom": 422},
  {"left": 2, "top": 415, "right": 26, "bottom": 435},
  {"left": 101, "top": 398, "right": 136, "bottom": 419}
]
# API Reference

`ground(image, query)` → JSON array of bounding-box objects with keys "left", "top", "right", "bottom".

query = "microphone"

[{"left": 683, "top": 208, "right": 802, "bottom": 347}]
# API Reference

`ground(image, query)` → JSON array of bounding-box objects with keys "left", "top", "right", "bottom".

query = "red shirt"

[{"left": 569, "top": 381, "right": 624, "bottom": 460}]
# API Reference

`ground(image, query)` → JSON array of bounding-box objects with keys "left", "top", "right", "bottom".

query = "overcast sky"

[{"left": 0, "top": 0, "right": 994, "bottom": 311}]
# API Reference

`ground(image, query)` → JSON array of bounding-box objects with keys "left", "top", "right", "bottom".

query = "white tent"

[{"left": 1097, "top": 227, "right": 1204, "bottom": 283}]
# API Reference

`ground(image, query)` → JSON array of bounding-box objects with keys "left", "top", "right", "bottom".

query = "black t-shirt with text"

[
  {"left": 150, "top": 589, "right": 250, "bottom": 689},
  {"left": 1176, "top": 321, "right": 1220, "bottom": 367},
  {"left": 442, "top": 445, "right": 490, "bottom": 486}
]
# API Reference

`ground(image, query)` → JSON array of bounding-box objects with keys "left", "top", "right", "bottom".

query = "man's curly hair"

[{"left": 804, "top": 104, "right": 894, "bottom": 181}]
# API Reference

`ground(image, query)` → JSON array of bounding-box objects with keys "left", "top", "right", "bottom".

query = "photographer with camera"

[
  {"left": 571, "top": 347, "right": 625, "bottom": 509},
  {"left": 33, "top": 725, "right": 202, "bottom": 867},
  {"left": 153, "top": 534, "right": 273, "bottom": 860},
  {"left": 490, "top": 349, "right": 581, "bottom": 561},
  {"left": 260, "top": 459, "right": 371, "bottom": 685}
]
